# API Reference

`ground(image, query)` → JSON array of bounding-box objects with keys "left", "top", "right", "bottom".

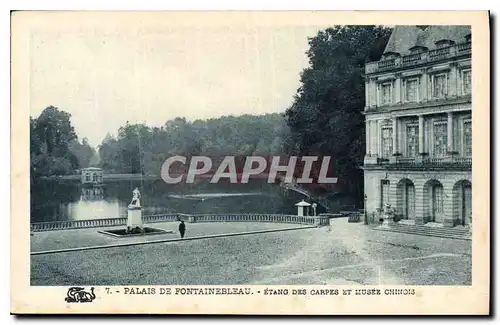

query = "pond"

[{"left": 30, "top": 178, "right": 360, "bottom": 223}]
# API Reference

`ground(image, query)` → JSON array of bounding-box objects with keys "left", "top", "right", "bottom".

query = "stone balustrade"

[
  {"left": 30, "top": 213, "right": 329, "bottom": 232},
  {"left": 365, "top": 156, "right": 472, "bottom": 168},
  {"left": 191, "top": 213, "right": 317, "bottom": 225},
  {"left": 30, "top": 217, "right": 129, "bottom": 232},
  {"left": 365, "top": 41, "right": 471, "bottom": 74}
]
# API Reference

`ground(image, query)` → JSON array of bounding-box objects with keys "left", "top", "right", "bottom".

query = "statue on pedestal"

[
  {"left": 127, "top": 187, "right": 143, "bottom": 233},
  {"left": 129, "top": 187, "right": 141, "bottom": 208},
  {"left": 383, "top": 202, "right": 392, "bottom": 214},
  {"left": 312, "top": 203, "right": 317, "bottom": 216},
  {"left": 382, "top": 203, "right": 395, "bottom": 226}
]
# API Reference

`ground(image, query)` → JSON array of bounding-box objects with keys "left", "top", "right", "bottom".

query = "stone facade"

[{"left": 363, "top": 26, "right": 472, "bottom": 228}]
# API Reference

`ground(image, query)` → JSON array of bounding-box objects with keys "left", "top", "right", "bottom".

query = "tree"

[
  {"left": 69, "top": 137, "right": 96, "bottom": 169},
  {"left": 30, "top": 106, "right": 79, "bottom": 177},
  {"left": 285, "top": 26, "right": 392, "bottom": 197},
  {"left": 34, "top": 106, "right": 77, "bottom": 157},
  {"left": 98, "top": 133, "right": 120, "bottom": 172}
]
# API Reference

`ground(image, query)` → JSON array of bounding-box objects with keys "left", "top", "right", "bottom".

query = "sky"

[{"left": 30, "top": 20, "right": 329, "bottom": 147}]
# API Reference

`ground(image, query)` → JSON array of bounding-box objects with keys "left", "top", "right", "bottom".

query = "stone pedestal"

[
  {"left": 382, "top": 213, "right": 395, "bottom": 227},
  {"left": 127, "top": 206, "right": 143, "bottom": 229}
]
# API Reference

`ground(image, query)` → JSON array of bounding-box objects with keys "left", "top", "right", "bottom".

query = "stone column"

[
  {"left": 449, "top": 62, "right": 458, "bottom": 98},
  {"left": 418, "top": 115, "right": 425, "bottom": 154},
  {"left": 376, "top": 120, "right": 381, "bottom": 156},
  {"left": 395, "top": 77, "right": 401, "bottom": 104},
  {"left": 421, "top": 69, "right": 428, "bottom": 102},
  {"left": 365, "top": 81, "right": 370, "bottom": 107},
  {"left": 371, "top": 81, "right": 377, "bottom": 106},
  {"left": 447, "top": 112, "right": 454, "bottom": 152},
  {"left": 366, "top": 119, "right": 371, "bottom": 155},
  {"left": 392, "top": 117, "right": 398, "bottom": 154},
  {"left": 376, "top": 83, "right": 380, "bottom": 107},
  {"left": 428, "top": 73, "right": 433, "bottom": 99}
]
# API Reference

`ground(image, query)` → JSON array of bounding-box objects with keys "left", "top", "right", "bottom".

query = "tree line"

[
  {"left": 98, "top": 114, "right": 292, "bottom": 175},
  {"left": 30, "top": 107, "right": 291, "bottom": 178}
]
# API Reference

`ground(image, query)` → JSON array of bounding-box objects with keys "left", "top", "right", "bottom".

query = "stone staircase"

[{"left": 373, "top": 223, "right": 471, "bottom": 240}]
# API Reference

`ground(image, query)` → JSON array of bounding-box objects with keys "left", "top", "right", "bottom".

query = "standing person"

[{"left": 178, "top": 220, "right": 186, "bottom": 239}]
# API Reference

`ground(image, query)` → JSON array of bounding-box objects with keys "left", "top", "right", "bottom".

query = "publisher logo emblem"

[{"left": 64, "top": 287, "right": 96, "bottom": 303}]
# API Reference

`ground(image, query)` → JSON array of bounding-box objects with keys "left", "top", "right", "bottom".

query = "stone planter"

[
  {"left": 380, "top": 205, "right": 396, "bottom": 227},
  {"left": 382, "top": 212, "right": 395, "bottom": 226}
]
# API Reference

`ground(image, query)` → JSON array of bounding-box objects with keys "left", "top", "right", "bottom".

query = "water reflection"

[
  {"left": 30, "top": 179, "right": 354, "bottom": 223},
  {"left": 80, "top": 187, "right": 104, "bottom": 201},
  {"left": 64, "top": 187, "right": 123, "bottom": 221}
]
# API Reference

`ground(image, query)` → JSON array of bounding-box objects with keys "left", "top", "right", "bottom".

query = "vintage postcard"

[{"left": 11, "top": 11, "right": 490, "bottom": 315}]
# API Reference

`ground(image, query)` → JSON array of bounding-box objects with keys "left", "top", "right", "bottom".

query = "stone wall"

[{"left": 364, "top": 169, "right": 471, "bottom": 227}]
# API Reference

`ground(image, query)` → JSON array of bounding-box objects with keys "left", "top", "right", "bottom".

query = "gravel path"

[
  {"left": 31, "top": 222, "right": 309, "bottom": 252},
  {"left": 31, "top": 219, "right": 471, "bottom": 285}
]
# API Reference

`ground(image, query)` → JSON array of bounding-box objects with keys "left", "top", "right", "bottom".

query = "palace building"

[{"left": 363, "top": 26, "right": 472, "bottom": 227}]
